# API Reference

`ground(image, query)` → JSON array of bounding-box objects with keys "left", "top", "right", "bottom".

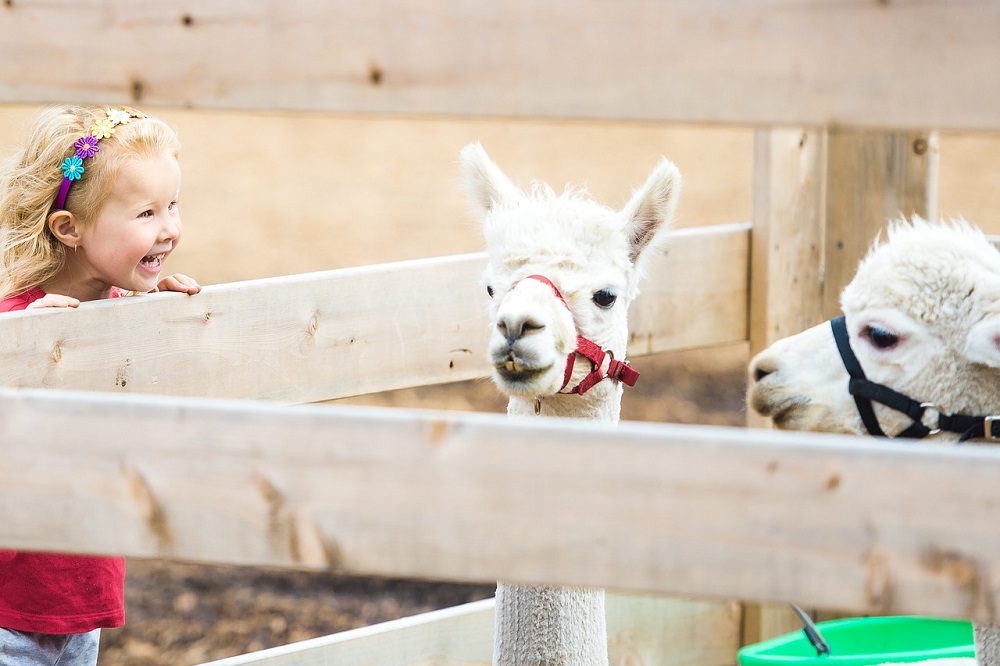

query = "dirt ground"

[{"left": 1, "top": 104, "right": 998, "bottom": 664}]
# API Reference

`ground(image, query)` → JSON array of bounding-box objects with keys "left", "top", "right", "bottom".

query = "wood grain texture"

[
  {"left": 2, "top": 1, "right": 999, "bottom": 130},
  {"left": 0, "top": 224, "right": 749, "bottom": 402},
  {"left": 3, "top": 386, "right": 1000, "bottom": 623},
  {"left": 199, "top": 596, "right": 741, "bottom": 666}
]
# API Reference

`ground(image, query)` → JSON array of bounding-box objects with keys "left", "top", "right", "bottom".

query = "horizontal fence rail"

[
  {"left": 3, "top": 386, "right": 1000, "bottom": 624},
  {"left": 198, "top": 596, "right": 741, "bottom": 666},
  {"left": 0, "top": 222, "right": 749, "bottom": 402},
  {"left": 3, "top": 1, "right": 1000, "bottom": 130}
]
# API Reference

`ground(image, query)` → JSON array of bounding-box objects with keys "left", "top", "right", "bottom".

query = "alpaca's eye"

[
  {"left": 862, "top": 324, "right": 899, "bottom": 350},
  {"left": 486, "top": 285, "right": 495, "bottom": 298},
  {"left": 592, "top": 289, "right": 617, "bottom": 308}
]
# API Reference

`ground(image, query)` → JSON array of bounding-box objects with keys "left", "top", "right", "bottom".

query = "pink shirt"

[{"left": 0, "top": 288, "right": 126, "bottom": 633}]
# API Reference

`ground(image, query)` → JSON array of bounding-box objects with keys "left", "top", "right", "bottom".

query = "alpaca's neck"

[
  {"left": 492, "top": 383, "right": 619, "bottom": 666},
  {"left": 492, "top": 583, "right": 608, "bottom": 666}
]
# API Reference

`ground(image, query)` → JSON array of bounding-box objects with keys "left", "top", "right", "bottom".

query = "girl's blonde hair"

[{"left": 0, "top": 105, "right": 181, "bottom": 300}]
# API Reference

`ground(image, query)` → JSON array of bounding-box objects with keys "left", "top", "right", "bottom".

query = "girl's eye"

[
  {"left": 861, "top": 324, "right": 900, "bottom": 350},
  {"left": 592, "top": 289, "right": 617, "bottom": 308},
  {"left": 486, "top": 285, "right": 494, "bottom": 298},
  {"left": 138, "top": 210, "right": 153, "bottom": 219}
]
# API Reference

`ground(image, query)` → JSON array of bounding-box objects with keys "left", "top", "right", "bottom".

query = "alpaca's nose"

[
  {"left": 496, "top": 314, "right": 545, "bottom": 344},
  {"left": 749, "top": 355, "right": 777, "bottom": 383}
]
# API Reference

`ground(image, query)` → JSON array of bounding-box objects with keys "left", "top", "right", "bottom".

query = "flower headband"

[{"left": 54, "top": 106, "right": 147, "bottom": 211}]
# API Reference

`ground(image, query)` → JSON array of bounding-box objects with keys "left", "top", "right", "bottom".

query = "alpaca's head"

[
  {"left": 459, "top": 143, "right": 680, "bottom": 403},
  {"left": 748, "top": 217, "right": 1000, "bottom": 439}
]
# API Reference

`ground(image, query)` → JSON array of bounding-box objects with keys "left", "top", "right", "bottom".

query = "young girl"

[{"left": 0, "top": 105, "right": 200, "bottom": 664}]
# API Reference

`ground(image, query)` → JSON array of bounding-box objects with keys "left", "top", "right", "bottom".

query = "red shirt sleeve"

[{"left": 0, "top": 288, "right": 47, "bottom": 313}]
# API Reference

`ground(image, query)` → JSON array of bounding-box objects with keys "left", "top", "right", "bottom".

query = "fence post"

[{"left": 743, "top": 126, "right": 938, "bottom": 645}]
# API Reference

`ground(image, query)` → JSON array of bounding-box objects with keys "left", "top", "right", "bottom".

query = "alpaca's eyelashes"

[
  {"left": 486, "top": 285, "right": 495, "bottom": 298},
  {"left": 592, "top": 289, "right": 617, "bottom": 308},
  {"left": 861, "top": 323, "right": 900, "bottom": 350}
]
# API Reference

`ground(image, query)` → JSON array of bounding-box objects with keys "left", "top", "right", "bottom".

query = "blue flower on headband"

[
  {"left": 74, "top": 135, "right": 100, "bottom": 159},
  {"left": 60, "top": 155, "right": 84, "bottom": 180}
]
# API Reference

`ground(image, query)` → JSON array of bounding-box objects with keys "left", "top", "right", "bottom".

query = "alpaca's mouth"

[
  {"left": 494, "top": 360, "right": 545, "bottom": 382},
  {"left": 503, "top": 359, "right": 526, "bottom": 373},
  {"left": 748, "top": 387, "right": 808, "bottom": 426},
  {"left": 493, "top": 358, "right": 554, "bottom": 387}
]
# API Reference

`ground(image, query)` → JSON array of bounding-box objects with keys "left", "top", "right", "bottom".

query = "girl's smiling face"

[{"left": 77, "top": 151, "right": 182, "bottom": 296}]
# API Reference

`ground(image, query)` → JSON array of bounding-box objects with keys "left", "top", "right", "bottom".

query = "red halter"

[{"left": 522, "top": 274, "right": 640, "bottom": 395}]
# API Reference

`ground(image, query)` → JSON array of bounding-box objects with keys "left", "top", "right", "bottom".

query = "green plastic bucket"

[{"left": 738, "top": 616, "right": 975, "bottom": 665}]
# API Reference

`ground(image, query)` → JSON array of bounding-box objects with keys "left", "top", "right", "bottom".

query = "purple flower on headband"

[
  {"left": 74, "top": 135, "right": 100, "bottom": 159},
  {"left": 60, "top": 155, "right": 84, "bottom": 180}
]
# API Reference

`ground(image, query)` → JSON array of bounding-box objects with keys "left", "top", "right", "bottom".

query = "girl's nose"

[{"left": 159, "top": 215, "right": 181, "bottom": 242}]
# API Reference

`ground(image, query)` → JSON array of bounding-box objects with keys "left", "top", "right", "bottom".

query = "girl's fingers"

[
  {"left": 25, "top": 294, "right": 80, "bottom": 309},
  {"left": 157, "top": 274, "right": 202, "bottom": 294}
]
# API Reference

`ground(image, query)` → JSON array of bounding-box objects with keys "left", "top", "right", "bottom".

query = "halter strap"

[
  {"left": 830, "top": 315, "right": 1000, "bottom": 442},
  {"left": 523, "top": 274, "right": 639, "bottom": 395}
]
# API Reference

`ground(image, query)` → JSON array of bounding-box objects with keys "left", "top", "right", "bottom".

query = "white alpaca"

[
  {"left": 748, "top": 217, "right": 1000, "bottom": 666},
  {"left": 460, "top": 143, "right": 680, "bottom": 666}
]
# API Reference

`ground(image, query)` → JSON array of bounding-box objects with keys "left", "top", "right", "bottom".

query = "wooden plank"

[
  {"left": 197, "top": 595, "right": 741, "bottom": 666},
  {"left": 750, "top": 129, "right": 939, "bottom": 355},
  {"left": 2, "top": 1, "right": 999, "bottom": 130},
  {"left": 605, "top": 595, "right": 742, "bottom": 666},
  {"left": 0, "top": 224, "right": 749, "bottom": 402},
  {"left": 199, "top": 599, "right": 495, "bottom": 666},
  {"left": 3, "top": 387, "right": 1000, "bottom": 622},
  {"left": 821, "top": 130, "right": 939, "bottom": 318},
  {"left": 629, "top": 222, "right": 749, "bottom": 355},
  {"left": 745, "top": 127, "right": 938, "bottom": 639},
  {"left": 748, "top": 127, "right": 827, "bottom": 357}
]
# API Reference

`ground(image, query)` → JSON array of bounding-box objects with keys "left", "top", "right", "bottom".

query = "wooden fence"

[{"left": 3, "top": 1, "right": 1000, "bottom": 664}]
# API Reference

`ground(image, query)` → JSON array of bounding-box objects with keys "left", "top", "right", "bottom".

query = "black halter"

[{"left": 830, "top": 316, "right": 1000, "bottom": 443}]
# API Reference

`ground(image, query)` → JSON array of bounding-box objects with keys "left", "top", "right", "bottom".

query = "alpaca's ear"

[
  {"left": 459, "top": 142, "right": 523, "bottom": 218},
  {"left": 963, "top": 316, "right": 1000, "bottom": 368},
  {"left": 621, "top": 158, "right": 681, "bottom": 263}
]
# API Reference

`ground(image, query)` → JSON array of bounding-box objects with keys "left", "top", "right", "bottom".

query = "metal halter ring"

[
  {"left": 985, "top": 415, "right": 1000, "bottom": 441},
  {"left": 919, "top": 402, "right": 943, "bottom": 436}
]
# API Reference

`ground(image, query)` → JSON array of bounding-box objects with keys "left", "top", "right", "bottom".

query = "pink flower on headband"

[
  {"left": 60, "top": 155, "right": 85, "bottom": 180},
  {"left": 74, "top": 135, "right": 100, "bottom": 159},
  {"left": 90, "top": 118, "right": 116, "bottom": 139}
]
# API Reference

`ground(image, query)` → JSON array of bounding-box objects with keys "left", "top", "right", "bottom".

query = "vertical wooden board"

[
  {"left": 821, "top": 130, "right": 940, "bottom": 317},
  {"left": 606, "top": 595, "right": 742, "bottom": 666},
  {"left": 749, "top": 127, "right": 827, "bottom": 357},
  {"left": 745, "top": 127, "right": 938, "bottom": 643},
  {"left": 741, "top": 602, "right": 803, "bottom": 649}
]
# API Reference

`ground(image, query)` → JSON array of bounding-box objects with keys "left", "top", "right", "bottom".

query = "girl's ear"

[{"left": 47, "top": 211, "right": 82, "bottom": 249}]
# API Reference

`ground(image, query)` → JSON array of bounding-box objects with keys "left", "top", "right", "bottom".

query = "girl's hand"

[
  {"left": 25, "top": 293, "right": 81, "bottom": 309},
  {"left": 153, "top": 273, "right": 201, "bottom": 295}
]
